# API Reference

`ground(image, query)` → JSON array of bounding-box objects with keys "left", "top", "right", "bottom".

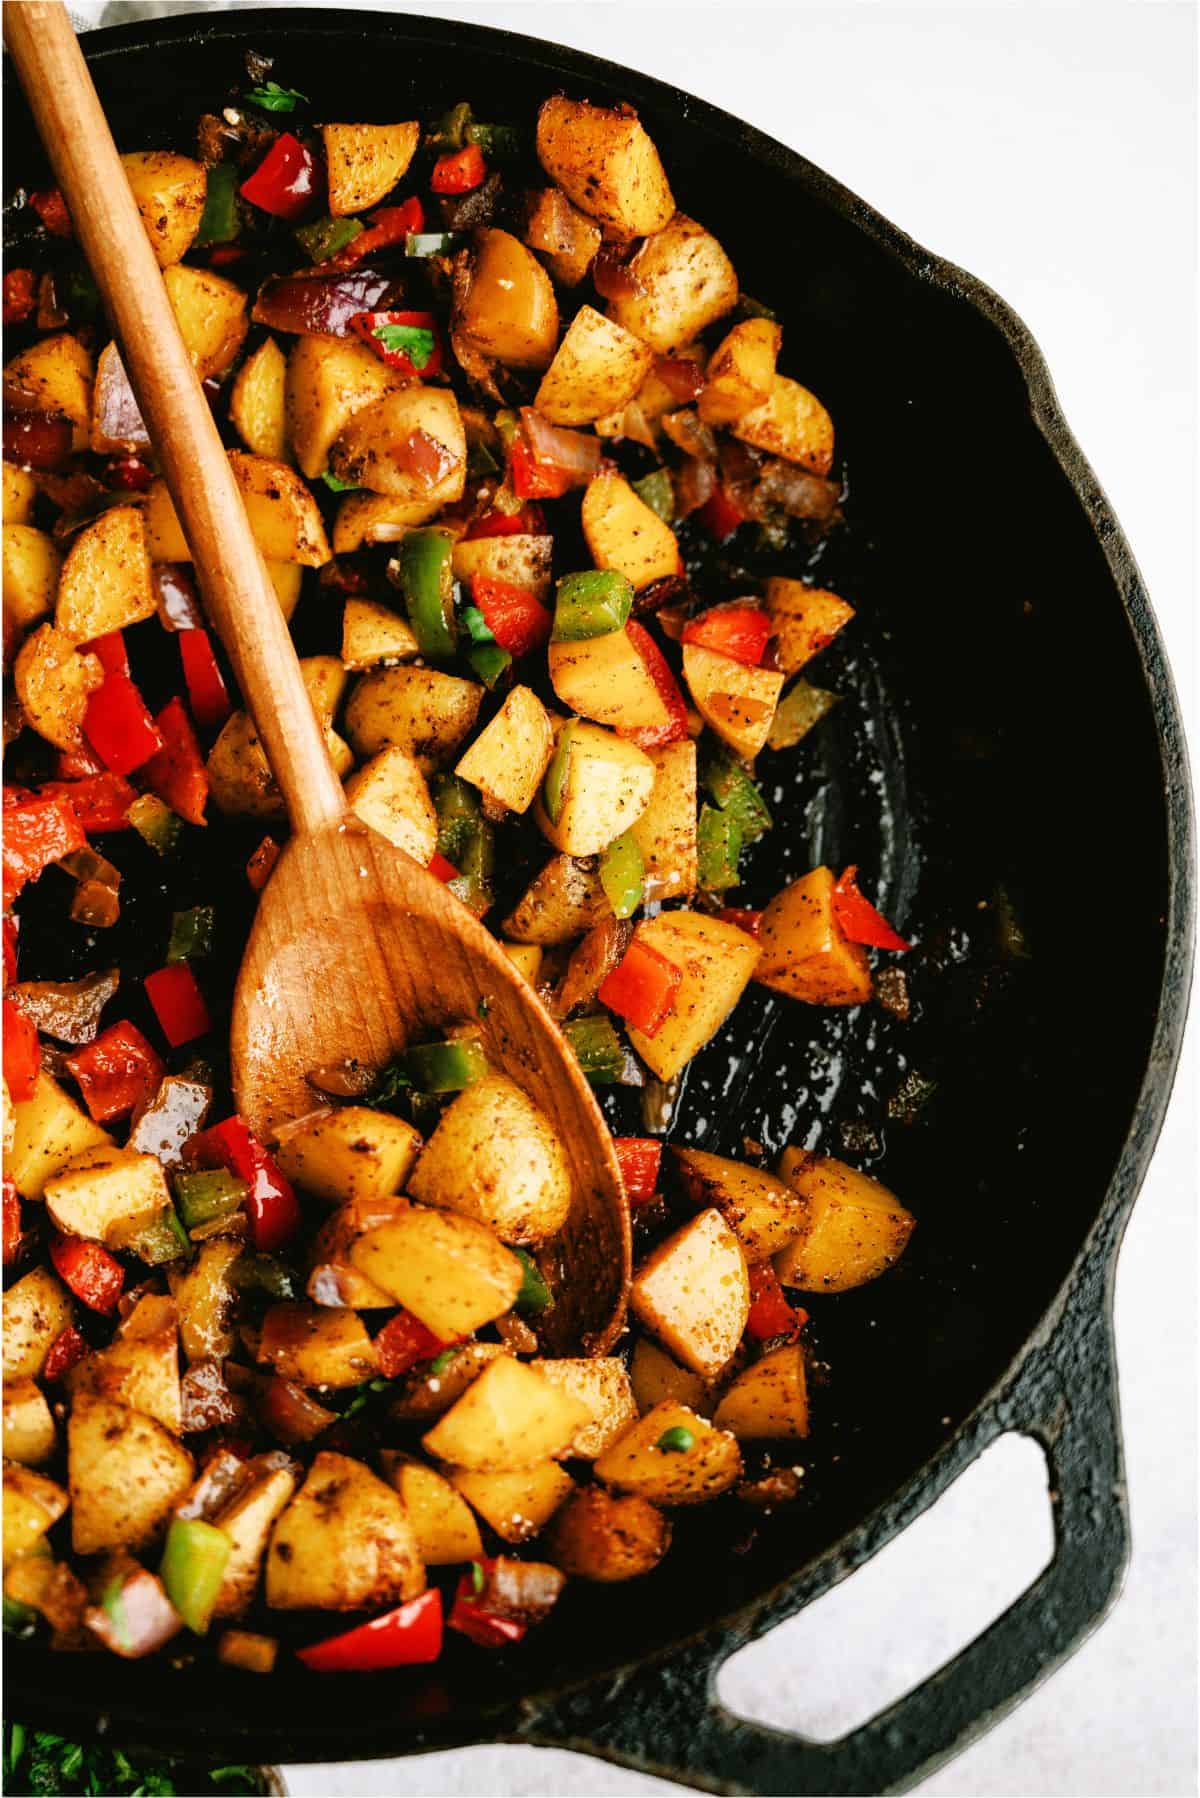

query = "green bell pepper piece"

[
  {"left": 173, "top": 1168, "right": 247, "bottom": 1229},
  {"left": 128, "top": 794, "right": 182, "bottom": 856},
  {"left": 632, "top": 468, "right": 675, "bottom": 524},
  {"left": 464, "top": 641, "right": 512, "bottom": 689},
  {"left": 195, "top": 163, "right": 240, "bottom": 247},
  {"left": 405, "top": 1036, "right": 489, "bottom": 1093},
  {"left": 429, "top": 100, "right": 473, "bottom": 152},
  {"left": 406, "top": 231, "right": 460, "bottom": 258},
  {"left": 464, "top": 120, "right": 521, "bottom": 159},
  {"left": 433, "top": 775, "right": 493, "bottom": 913},
  {"left": 295, "top": 215, "right": 363, "bottom": 264},
  {"left": 126, "top": 1202, "right": 191, "bottom": 1266},
  {"left": 2, "top": 1595, "right": 37, "bottom": 1637},
  {"left": 513, "top": 1248, "right": 551, "bottom": 1315},
  {"left": 562, "top": 1014, "right": 626, "bottom": 1084},
  {"left": 397, "top": 528, "right": 457, "bottom": 660},
  {"left": 697, "top": 803, "right": 743, "bottom": 892},
  {"left": 701, "top": 744, "right": 772, "bottom": 843},
  {"left": 552, "top": 570, "right": 634, "bottom": 643},
  {"left": 599, "top": 831, "right": 645, "bottom": 919},
  {"left": 231, "top": 1252, "right": 295, "bottom": 1301},
  {"left": 160, "top": 1517, "right": 231, "bottom": 1634},
  {"left": 541, "top": 723, "right": 576, "bottom": 825},
  {"left": 166, "top": 905, "right": 216, "bottom": 965}
]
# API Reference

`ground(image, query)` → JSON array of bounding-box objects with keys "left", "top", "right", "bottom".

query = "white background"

[{"left": 80, "top": 2, "right": 1200, "bottom": 1792}]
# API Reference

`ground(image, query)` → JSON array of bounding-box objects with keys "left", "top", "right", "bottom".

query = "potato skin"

[
  {"left": 345, "top": 665, "right": 483, "bottom": 771},
  {"left": 732, "top": 375, "right": 835, "bottom": 476},
  {"left": 608, "top": 215, "right": 738, "bottom": 353},
  {"left": 230, "top": 336, "right": 289, "bottom": 462},
  {"left": 120, "top": 149, "right": 206, "bottom": 266},
  {"left": 408, "top": 1072, "right": 572, "bottom": 1247},
  {"left": 54, "top": 504, "right": 156, "bottom": 645},
  {"left": 775, "top": 1150, "right": 915, "bottom": 1292},
  {"left": 457, "top": 229, "right": 559, "bottom": 371},
  {"left": 545, "top": 1485, "right": 671, "bottom": 1581},
  {"left": 13, "top": 625, "right": 103, "bottom": 753},
  {"left": 4, "top": 333, "right": 93, "bottom": 449},
  {"left": 163, "top": 265, "right": 248, "bottom": 381},
  {"left": 285, "top": 335, "right": 397, "bottom": 479},
  {"left": 672, "top": 1147, "right": 808, "bottom": 1263},
  {"left": 3, "top": 1268, "right": 74, "bottom": 1382},
  {"left": 500, "top": 853, "right": 610, "bottom": 945},
  {"left": 535, "top": 305, "right": 653, "bottom": 426},
  {"left": 322, "top": 121, "right": 420, "bottom": 216},
  {"left": 330, "top": 386, "right": 466, "bottom": 501},
  {"left": 536, "top": 98, "right": 674, "bottom": 239},
  {"left": 713, "top": 1343, "right": 809, "bottom": 1440},
  {"left": 265, "top": 1451, "right": 424, "bottom": 1610},
  {"left": 754, "top": 867, "right": 873, "bottom": 1007},
  {"left": 68, "top": 1397, "right": 193, "bottom": 1554},
  {"left": 593, "top": 1400, "right": 742, "bottom": 1506}
]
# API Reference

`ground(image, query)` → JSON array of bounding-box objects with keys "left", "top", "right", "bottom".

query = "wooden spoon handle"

[{"left": 4, "top": 0, "right": 346, "bottom": 838}]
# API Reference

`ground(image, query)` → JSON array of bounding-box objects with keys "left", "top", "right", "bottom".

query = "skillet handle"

[{"left": 518, "top": 1279, "right": 1128, "bottom": 1795}]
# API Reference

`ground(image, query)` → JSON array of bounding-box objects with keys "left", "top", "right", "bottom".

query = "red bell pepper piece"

[
  {"left": 718, "top": 907, "right": 763, "bottom": 938},
  {"left": 373, "top": 1310, "right": 450, "bottom": 1379},
  {"left": 447, "top": 1570, "right": 526, "bottom": 1648},
  {"left": 144, "top": 963, "right": 212, "bottom": 1048},
  {"left": 3, "top": 268, "right": 36, "bottom": 325},
  {"left": 682, "top": 604, "right": 773, "bottom": 668},
  {"left": 471, "top": 575, "right": 551, "bottom": 657},
  {"left": 84, "top": 632, "right": 130, "bottom": 678},
  {"left": 746, "top": 1262, "right": 806, "bottom": 1342},
  {"left": 428, "top": 851, "right": 460, "bottom": 885},
  {"left": 247, "top": 835, "right": 281, "bottom": 892},
  {"left": 29, "top": 187, "right": 72, "bottom": 237},
  {"left": 207, "top": 246, "right": 246, "bottom": 268},
  {"left": 597, "top": 937, "right": 683, "bottom": 1038},
  {"left": 695, "top": 485, "right": 746, "bottom": 542},
  {"left": 3, "top": 917, "right": 19, "bottom": 984},
  {"left": 508, "top": 436, "right": 576, "bottom": 501},
  {"left": 3, "top": 998, "right": 39, "bottom": 1102},
  {"left": 832, "top": 865, "right": 912, "bottom": 951},
  {"left": 463, "top": 502, "right": 544, "bottom": 540},
  {"left": 189, "top": 1116, "right": 300, "bottom": 1252},
  {"left": 178, "top": 629, "right": 233, "bottom": 732},
  {"left": 2, "top": 789, "right": 85, "bottom": 902},
  {"left": 49, "top": 1233, "right": 125, "bottom": 1314},
  {"left": 141, "top": 697, "right": 208, "bottom": 828},
  {"left": 56, "top": 743, "right": 107, "bottom": 779},
  {"left": 612, "top": 1137, "right": 662, "bottom": 1205},
  {"left": 297, "top": 1589, "right": 443, "bottom": 1672},
  {"left": 2, "top": 410, "right": 74, "bottom": 471},
  {"left": 65, "top": 1020, "right": 165, "bottom": 1123},
  {"left": 39, "top": 773, "right": 137, "bottom": 834},
  {"left": 3, "top": 1179, "right": 21, "bottom": 1266},
  {"left": 84, "top": 671, "right": 164, "bottom": 776},
  {"left": 350, "top": 308, "right": 443, "bottom": 378},
  {"left": 43, "top": 1325, "right": 88, "bottom": 1381},
  {"left": 430, "top": 144, "right": 487, "bottom": 195},
  {"left": 240, "top": 133, "right": 320, "bottom": 221},
  {"left": 624, "top": 620, "right": 689, "bottom": 750},
  {"left": 106, "top": 455, "right": 155, "bottom": 493},
  {"left": 330, "top": 197, "right": 424, "bottom": 269}
]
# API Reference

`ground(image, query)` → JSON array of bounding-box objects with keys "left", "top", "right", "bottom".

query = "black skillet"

[{"left": 2, "top": 10, "right": 1193, "bottom": 1793}]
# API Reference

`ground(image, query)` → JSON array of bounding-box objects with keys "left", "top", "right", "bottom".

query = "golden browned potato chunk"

[
  {"left": 535, "top": 306, "right": 653, "bottom": 426},
  {"left": 2, "top": 1269, "right": 74, "bottom": 1383},
  {"left": 389, "top": 1342, "right": 503, "bottom": 1423},
  {"left": 523, "top": 186, "right": 603, "bottom": 286},
  {"left": 624, "top": 910, "right": 760, "bottom": 1082},
  {"left": 285, "top": 334, "right": 398, "bottom": 479},
  {"left": 12, "top": 625, "right": 102, "bottom": 753},
  {"left": 581, "top": 471, "right": 682, "bottom": 590},
  {"left": 631, "top": 1208, "right": 749, "bottom": 1380},
  {"left": 536, "top": 97, "right": 674, "bottom": 239},
  {"left": 455, "top": 684, "right": 555, "bottom": 816},
  {"left": 121, "top": 149, "right": 206, "bottom": 265},
  {"left": 230, "top": 336, "right": 290, "bottom": 462},
  {"left": 2, "top": 1379, "right": 57, "bottom": 1466},
  {"left": 5, "top": 333, "right": 93, "bottom": 449},
  {"left": 682, "top": 642, "right": 784, "bottom": 760},
  {"left": 534, "top": 723, "right": 656, "bottom": 858},
  {"left": 382, "top": 1456, "right": 483, "bottom": 1565},
  {"left": 407, "top": 1073, "right": 571, "bottom": 1247},
  {"left": 66, "top": 1323, "right": 181, "bottom": 1434},
  {"left": 163, "top": 265, "right": 249, "bottom": 381},
  {"left": 55, "top": 504, "right": 155, "bottom": 644},
  {"left": 265, "top": 1451, "right": 424, "bottom": 1610},
  {"left": 307, "top": 1193, "right": 410, "bottom": 1309},
  {"left": 672, "top": 1148, "right": 809, "bottom": 1263},
  {"left": 322, "top": 121, "right": 420, "bottom": 216},
  {"left": 698, "top": 318, "right": 781, "bottom": 426},
  {"left": 332, "top": 491, "right": 448, "bottom": 552},
  {"left": 629, "top": 1337, "right": 713, "bottom": 1417},
  {"left": 212, "top": 1459, "right": 298, "bottom": 1617},
  {"left": 732, "top": 375, "right": 835, "bottom": 476},
  {"left": 421, "top": 1355, "right": 593, "bottom": 1471},
  {"left": 257, "top": 1303, "right": 378, "bottom": 1389},
  {"left": 44, "top": 1146, "right": 170, "bottom": 1247},
  {"left": 344, "top": 664, "right": 483, "bottom": 770},
  {"left": 755, "top": 867, "right": 872, "bottom": 1006},
  {"left": 350, "top": 1203, "right": 524, "bottom": 1339},
  {"left": 765, "top": 578, "right": 855, "bottom": 676},
  {"left": 3, "top": 463, "right": 37, "bottom": 524},
  {"left": 545, "top": 1484, "right": 671, "bottom": 1581},
  {"left": 168, "top": 1237, "right": 245, "bottom": 1364},
  {"left": 3, "top": 1463, "right": 69, "bottom": 1564},
  {"left": 5, "top": 1073, "right": 111, "bottom": 1200},
  {"left": 457, "top": 229, "right": 559, "bottom": 371},
  {"left": 68, "top": 1398, "right": 193, "bottom": 1554},
  {"left": 500, "top": 853, "right": 609, "bottom": 946},
  {"left": 345, "top": 746, "right": 438, "bottom": 863},
  {"left": 535, "top": 1358, "right": 639, "bottom": 1458},
  {"left": 341, "top": 597, "right": 421, "bottom": 670},
  {"left": 608, "top": 215, "right": 737, "bottom": 353},
  {"left": 276, "top": 1107, "right": 421, "bottom": 1208},
  {"left": 594, "top": 1400, "right": 742, "bottom": 1505},
  {"left": 713, "top": 1343, "right": 809, "bottom": 1439},
  {"left": 330, "top": 386, "right": 466, "bottom": 502},
  {"left": 450, "top": 1463, "right": 575, "bottom": 1544},
  {"left": 3, "top": 525, "right": 58, "bottom": 656},
  {"left": 452, "top": 532, "right": 554, "bottom": 604},
  {"left": 775, "top": 1150, "right": 915, "bottom": 1291},
  {"left": 630, "top": 740, "right": 698, "bottom": 901}
]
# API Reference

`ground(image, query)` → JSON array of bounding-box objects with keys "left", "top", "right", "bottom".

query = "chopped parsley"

[
  {"left": 372, "top": 322, "right": 436, "bottom": 370},
  {"left": 245, "top": 81, "right": 307, "bottom": 113}
]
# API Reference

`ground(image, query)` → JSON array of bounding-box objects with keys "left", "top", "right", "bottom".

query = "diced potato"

[
  {"left": 451, "top": 1463, "right": 574, "bottom": 1544},
  {"left": 713, "top": 1343, "right": 809, "bottom": 1439},
  {"left": 322, "top": 121, "right": 420, "bottom": 216},
  {"left": 285, "top": 334, "right": 398, "bottom": 479},
  {"left": 754, "top": 866, "right": 872, "bottom": 1006},
  {"left": 630, "top": 740, "right": 697, "bottom": 901},
  {"left": 3, "top": 463, "right": 37, "bottom": 524},
  {"left": 545, "top": 1485, "right": 670, "bottom": 1581},
  {"left": 523, "top": 186, "right": 602, "bottom": 286},
  {"left": 535, "top": 306, "right": 653, "bottom": 426},
  {"left": 457, "top": 229, "right": 558, "bottom": 371},
  {"left": 581, "top": 471, "right": 682, "bottom": 590},
  {"left": 732, "top": 375, "right": 835, "bottom": 475},
  {"left": 144, "top": 453, "right": 332, "bottom": 566},
  {"left": 332, "top": 491, "right": 447, "bottom": 553},
  {"left": 345, "top": 746, "right": 438, "bottom": 862},
  {"left": 455, "top": 684, "right": 554, "bottom": 815},
  {"left": 631, "top": 1208, "right": 749, "bottom": 1380},
  {"left": 535, "top": 721, "right": 656, "bottom": 857},
  {"left": 163, "top": 265, "right": 248, "bottom": 381},
  {"left": 207, "top": 697, "right": 352, "bottom": 819},
  {"left": 217, "top": 1629, "right": 278, "bottom": 1673},
  {"left": 2, "top": 1379, "right": 57, "bottom": 1465},
  {"left": 345, "top": 664, "right": 482, "bottom": 770},
  {"left": 452, "top": 532, "right": 553, "bottom": 604},
  {"left": 500, "top": 853, "right": 609, "bottom": 945},
  {"left": 608, "top": 215, "right": 737, "bottom": 353},
  {"left": 2, "top": 1269, "right": 73, "bottom": 1382},
  {"left": 593, "top": 1400, "right": 741, "bottom": 1505},
  {"left": 305, "top": 650, "right": 347, "bottom": 722},
  {"left": 698, "top": 318, "right": 781, "bottom": 426},
  {"left": 341, "top": 597, "right": 420, "bottom": 670},
  {"left": 682, "top": 642, "right": 784, "bottom": 760},
  {"left": 408, "top": 1073, "right": 570, "bottom": 1249},
  {"left": 265, "top": 1451, "right": 424, "bottom": 1610},
  {"left": 168, "top": 1236, "right": 243, "bottom": 1364},
  {"left": 330, "top": 386, "right": 466, "bottom": 503},
  {"left": 142, "top": 477, "right": 190, "bottom": 561},
  {"left": 536, "top": 97, "right": 674, "bottom": 239},
  {"left": 212, "top": 1459, "right": 297, "bottom": 1617},
  {"left": 5, "top": 333, "right": 93, "bottom": 449},
  {"left": 383, "top": 1456, "right": 483, "bottom": 1565},
  {"left": 775, "top": 1150, "right": 915, "bottom": 1292},
  {"left": 276, "top": 1107, "right": 421, "bottom": 1208},
  {"left": 12, "top": 624, "right": 103, "bottom": 752},
  {"left": 230, "top": 336, "right": 289, "bottom": 461},
  {"left": 267, "top": 559, "right": 304, "bottom": 621},
  {"left": 44, "top": 1146, "right": 171, "bottom": 1247},
  {"left": 66, "top": 1324, "right": 181, "bottom": 1434},
  {"left": 502, "top": 943, "right": 542, "bottom": 984},
  {"left": 624, "top": 910, "right": 760, "bottom": 1082},
  {"left": 672, "top": 1148, "right": 808, "bottom": 1263},
  {"left": 3, "top": 525, "right": 58, "bottom": 659},
  {"left": 258, "top": 1302, "right": 378, "bottom": 1390},
  {"left": 390, "top": 1342, "right": 503, "bottom": 1423},
  {"left": 422, "top": 1354, "right": 593, "bottom": 1472},
  {"left": 594, "top": 342, "right": 708, "bottom": 445},
  {"left": 350, "top": 1202, "right": 524, "bottom": 1338},
  {"left": 6, "top": 1072, "right": 111, "bottom": 1199},
  {"left": 68, "top": 1398, "right": 193, "bottom": 1554},
  {"left": 121, "top": 149, "right": 206, "bottom": 266},
  {"left": 4, "top": 1462, "right": 69, "bottom": 1565},
  {"left": 764, "top": 577, "right": 855, "bottom": 676},
  {"left": 629, "top": 1337, "right": 713, "bottom": 1417},
  {"left": 548, "top": 626, "right": 676, "bottom": 734},
  {"left": 308, "top": 1192, "right": 410, "bottom": 1308},
  {"left": 535, "top": 1359, "right": 638, "bottom": 1458},
  {"left": 54, "top": 503, "right": 155, "bottom": 644}
]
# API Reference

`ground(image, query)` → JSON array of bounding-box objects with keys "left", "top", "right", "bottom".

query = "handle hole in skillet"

[{"left": 718, "top": 1433, "right": 1053, "bottom": 1745}]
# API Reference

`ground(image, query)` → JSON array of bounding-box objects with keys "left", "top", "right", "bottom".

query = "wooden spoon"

[{"left": 6, "top": 0, "right": 630, "bottom": 1354}]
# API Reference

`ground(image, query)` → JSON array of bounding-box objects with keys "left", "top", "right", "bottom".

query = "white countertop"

[{"left": 72, "top": 3, "right": 1200, "bottom": 1791}]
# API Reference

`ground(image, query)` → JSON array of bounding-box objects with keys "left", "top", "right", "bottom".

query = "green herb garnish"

[
  {"left": 321, "top": 470, "right": 361, "bottom": 493},
  {"left": 513, "top": 1248, "right": 551, "bottom": 1316},
  {"left": 428, "top": 1347, "right": 459, "bottom": 1377},
  {"left": 372, "top": 323, "right": 435, "bottom": 369},
  {"left": 469, "top": 1560, "right": 485, "bottom": 1595},
  {"left": 245, "top": 81, "right": 307, "bottom": 112}
]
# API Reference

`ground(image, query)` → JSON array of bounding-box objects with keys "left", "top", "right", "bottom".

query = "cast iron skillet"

[{"left": 3, "top": 10, "right": 1193, "bottom": 1793}]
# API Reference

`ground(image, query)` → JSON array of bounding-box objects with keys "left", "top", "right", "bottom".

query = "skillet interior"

[{"left": 1, "top": 7, "right": 1181, "bottom": 1762}]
